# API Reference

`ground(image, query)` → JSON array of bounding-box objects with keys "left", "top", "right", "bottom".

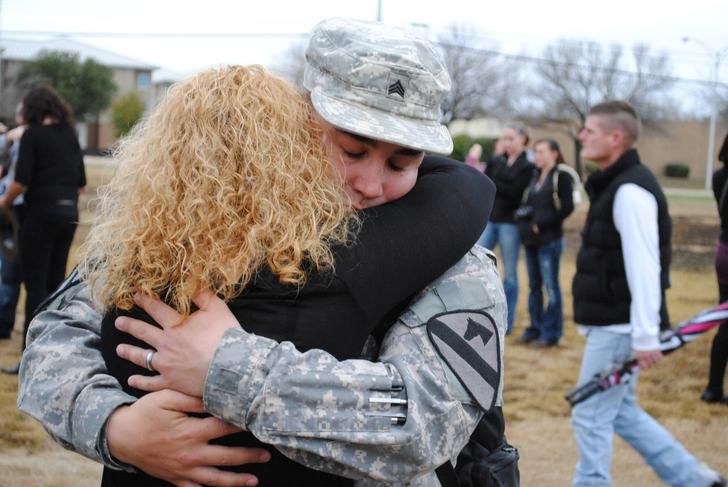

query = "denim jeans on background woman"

[
  {"left": 478, "top": 222, "right": 520, "bottom": 333},
  {"left": 522, "top": 239, "right": 563, "bottom": 344}
]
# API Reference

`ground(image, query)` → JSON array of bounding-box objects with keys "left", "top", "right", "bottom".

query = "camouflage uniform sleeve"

[
  {"left": 16, "top": 277, "right": 137, "bottom": 470},
  {"left": 205, "top": 326, "right": 481, "bottom": 484},
  {"left": 204, "top": 247, "right": 504, "bottom": 484}
]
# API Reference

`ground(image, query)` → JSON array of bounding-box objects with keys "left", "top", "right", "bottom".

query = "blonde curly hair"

[{"left": 80, "top": 65, "right": 355, "bottom": 316}]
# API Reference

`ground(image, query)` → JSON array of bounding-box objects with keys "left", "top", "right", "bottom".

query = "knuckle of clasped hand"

[{"left": 174, "top": 449, "right": 199, "bottom": 467}]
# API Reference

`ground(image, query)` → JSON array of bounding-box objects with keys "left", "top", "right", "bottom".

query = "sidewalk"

[
  {"left": 83, "top": 155, "right": 114, "bottom": 167},
  {"left": 663, "top": 187, "right": 713, "bottom": 198}
]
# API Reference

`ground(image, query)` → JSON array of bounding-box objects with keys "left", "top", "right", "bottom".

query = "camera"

[{"left": 514, "top": 205, "right": 534, "bottom": 221}]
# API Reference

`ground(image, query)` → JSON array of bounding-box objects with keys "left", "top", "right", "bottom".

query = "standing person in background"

[
  {"left": 479, "top": 125, "right": 533, "bottom": 333},
  {"left": 0, "top": 86, "right": 86, "bottom": 374},
  {"left": 483, "top": 136, "right": 506, "bottom": 173},
  {"left": 465, "top": 143, "right": 485, "bottom": 172},
  {"left": 703, "top": 131, "right": 728, "bottom": 405},
  {"left": 0, "top": 104, "right": 26, "bottom": 343},
  {"left": 517, "top": 139, "right": 574, "bottom": 347},
  {"left": 571, "top": 100, "right": 725, "bottom": 487}
]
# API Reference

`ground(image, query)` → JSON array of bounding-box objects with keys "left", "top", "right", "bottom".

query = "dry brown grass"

[{"left": 0, "top": 161, "right": 726, "bottom": 486}]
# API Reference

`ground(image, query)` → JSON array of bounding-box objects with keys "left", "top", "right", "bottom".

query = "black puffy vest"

[{"left": 572, "top": 149, "right": 671, "bottom": 329}]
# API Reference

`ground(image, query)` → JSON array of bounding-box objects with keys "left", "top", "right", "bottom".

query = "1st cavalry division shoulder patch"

[{"left": 427, "top": 310, "right": 502, "bottom": 411}]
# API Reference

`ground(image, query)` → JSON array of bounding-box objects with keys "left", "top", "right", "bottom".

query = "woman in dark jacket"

[
  {"left": 0, "top": 86, "right": 85, "bottom": 361},
  {"left": 516, "top": 139, "right": 574, "bottom": 347},
  {"left": 703, "top": 131, "right": 728, "bottom": 404},
  {"left": 479, "top": 125, "right": 533, "bottom": 333}
]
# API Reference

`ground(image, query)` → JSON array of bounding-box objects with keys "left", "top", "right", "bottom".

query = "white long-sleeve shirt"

[{"left": 580, "top": 183, "right": 662, "bottom": 351}]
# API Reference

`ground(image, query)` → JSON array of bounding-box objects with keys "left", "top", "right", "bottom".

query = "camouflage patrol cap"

[{"left": 304, "top": 18, "right": 453, "bottom": 155}]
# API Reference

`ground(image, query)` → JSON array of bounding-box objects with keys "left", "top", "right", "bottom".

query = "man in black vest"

[{"left": 570, "top": 101, "right": 725, "bottom": 487}]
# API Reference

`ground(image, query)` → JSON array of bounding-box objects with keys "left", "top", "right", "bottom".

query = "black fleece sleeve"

[
  {"left": 334, "top": 156, "right": 495, "bottom": 326},
  {"left": 494, "top": 163, "right": 533, "bottom": 203}
]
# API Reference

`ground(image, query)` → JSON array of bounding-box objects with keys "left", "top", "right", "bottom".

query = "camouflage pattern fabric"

[
  {"left": 304, "top": 18, "right": 453, "bottom": 155},
  {"left": 16, "top": 277, "right": 136, "bottom": 470},
  {"left": 18, "top": 246, "right": 504, "bottom": 485},
  {"left": 206, "top": 246, "right": 505, "bottom": 485}
]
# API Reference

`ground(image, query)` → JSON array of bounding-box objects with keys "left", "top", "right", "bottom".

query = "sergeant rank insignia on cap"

[
  {"left": 385, "top": 72, "right": 409, "bottom": 100},
  {"left": 387, "top": 79, "right": 405, "bottom": 98}
]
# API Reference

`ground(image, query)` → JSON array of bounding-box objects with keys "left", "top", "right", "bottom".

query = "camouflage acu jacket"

[{"left": 17, "top": 245, "right": 505, "bottom": 486}]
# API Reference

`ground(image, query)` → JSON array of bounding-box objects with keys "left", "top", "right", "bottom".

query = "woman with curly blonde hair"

[{"left": 81, "top": 65, "right": 354, "bottom": 316}]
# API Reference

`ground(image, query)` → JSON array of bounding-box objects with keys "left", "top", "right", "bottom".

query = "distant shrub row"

[
  {"left": 450, "top": 134, "right": 498, "bottom": 162},
  {"left": 664, "top": 163, "right": 690, "bottom": 178}
]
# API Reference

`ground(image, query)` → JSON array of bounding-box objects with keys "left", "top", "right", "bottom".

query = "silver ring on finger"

[{"left": 145, "top": 350, "right": 156, "bottom": 372}]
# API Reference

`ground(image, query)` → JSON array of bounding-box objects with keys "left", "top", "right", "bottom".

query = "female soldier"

[{"left": 19, "top": 18, "right": 501, "bottom": 487}]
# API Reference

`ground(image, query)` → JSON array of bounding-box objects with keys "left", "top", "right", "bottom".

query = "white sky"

[{"left": 1, "top": 0, "right": 727, "bottom": 87}]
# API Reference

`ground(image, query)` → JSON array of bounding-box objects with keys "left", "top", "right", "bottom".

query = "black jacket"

[
  {"left": 712, "top": 165, "right": 728, "bottom": 243},
  {"left": 572, "top": 149, "right": 671, "bottom": 329},
  {"left": 517, "top": 166, "right": 575, "bottom": 247},
  {"left": 485, "top": 151, "right": 533, "bottom": 223}
]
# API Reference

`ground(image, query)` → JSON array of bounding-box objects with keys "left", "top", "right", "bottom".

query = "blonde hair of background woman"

[{"left": 80, "top": 65, "right": 355, "bottom": 316}]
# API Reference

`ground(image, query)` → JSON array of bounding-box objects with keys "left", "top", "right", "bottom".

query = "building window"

[{"left": 136, "top": 71, "right": 151, "bottom": 90}]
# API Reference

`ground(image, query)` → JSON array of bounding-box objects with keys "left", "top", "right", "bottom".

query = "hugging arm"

[
  {"left": 339, "top": 156, "right": 494, "bottom": 325},
  {"left": 204, "top": 320, "right": 482, "bottom": 482},
  {"left": 17, "top": 270, "right": 136, "bottom": 469}
]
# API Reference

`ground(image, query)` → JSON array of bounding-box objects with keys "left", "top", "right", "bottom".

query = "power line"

[
  {"left": 2, "top": 29, "right": 308, "bottom": 39},
  {"left": 3, "top": 28, "right": 726, "bottom": 89}
]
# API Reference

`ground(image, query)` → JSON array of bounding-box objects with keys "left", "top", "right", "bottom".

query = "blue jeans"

[
  {"left": 572, "top": 328, "right": 717, "bottom": 487},
  {"left": 0, "top": 226, "right": 21, "bottom": 338},
  {"left": 478, "top": 222, "right": 520, "bottom": 333},
  {"left": 523, "top": 240, "right": 563, "bottom": 343}
]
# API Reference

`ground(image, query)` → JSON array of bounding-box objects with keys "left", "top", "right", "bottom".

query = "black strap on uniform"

[{"left": 435, "top": 462, "right": 460, "bottom": 487}]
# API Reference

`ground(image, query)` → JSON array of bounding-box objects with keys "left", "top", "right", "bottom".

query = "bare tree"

[
  {"left": 530, "top": 40, "right": 677, "bottom": 174},
  {"left": 436, "top": 24, "right": 518, "bottom": 122},
  {"left": 711, "top": 84, "right": 728, "bottom": 125}
]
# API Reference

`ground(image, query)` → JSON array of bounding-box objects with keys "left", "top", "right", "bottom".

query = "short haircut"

[{"left": 588, "top": 100, "right": 641, "bottom": 145}]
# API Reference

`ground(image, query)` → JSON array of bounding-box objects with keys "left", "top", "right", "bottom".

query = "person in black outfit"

[
  {"left": 516, "top": 139, "right": 575, "bottom": 347},
  {"left": 61, "top": 25, "right": 495, "bottom": 487},
  {"left": 703, "top": 131, "right": 728, "bottom": 404},
  {"left": 479, "top": 125, "right": 534, "bottom": 333},
  {"left": 0, "top": 86, "right": 85, "bottom": 373}
]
